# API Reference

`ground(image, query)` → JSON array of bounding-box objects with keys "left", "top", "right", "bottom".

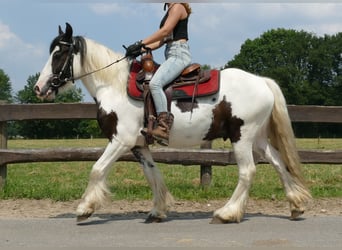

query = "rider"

[{"left": 125, "top": 3, "right": 192, "bottom": 146}]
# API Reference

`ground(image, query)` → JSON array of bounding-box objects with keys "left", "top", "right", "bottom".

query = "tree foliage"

[
  {"left": 0, "top": 68, "right": 13, "bottom": 103},
  {"left": 225, "top": 29, "right": 342, "bottom": 137},
  {"left": 225, "top": 29, "right": 342, "bottom": 106}
]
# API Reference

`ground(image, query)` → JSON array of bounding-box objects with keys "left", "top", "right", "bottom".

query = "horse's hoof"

[
  {"left": 145, "top": 214, "right": 164, "bottom": 223},
  {"left": 290, "top": 209, "right": 304, "bottom": 220},
  {"left": 210, "top": 216, "right": 228, "bottom": 224},
  {"left": 210, "top": 214, "right": 241, "bottom": 224},
  {"left": 76, "top": 214, "right": 92, "bottom": 223}
]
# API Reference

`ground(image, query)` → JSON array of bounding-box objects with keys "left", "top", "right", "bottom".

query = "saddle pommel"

[{"left": 141, "top": 52, "right": 155, "bottom": 73}]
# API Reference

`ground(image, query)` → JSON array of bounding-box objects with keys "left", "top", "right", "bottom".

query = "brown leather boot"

[{"left": 150, "top": 112, "right": 174, "bottom": 146}]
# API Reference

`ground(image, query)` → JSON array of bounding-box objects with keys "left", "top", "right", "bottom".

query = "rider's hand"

[{"left": 124, "top": 40, "right": 144, "bottom": 58}]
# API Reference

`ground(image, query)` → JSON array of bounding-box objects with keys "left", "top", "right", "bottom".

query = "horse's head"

[{"left": 35, "top": 23, "right": 80, "bottom": 100}]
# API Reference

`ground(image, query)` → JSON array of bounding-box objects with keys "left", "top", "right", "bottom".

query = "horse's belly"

[{"left": 169, "top": 106, "right": 213, "bottom": 148}]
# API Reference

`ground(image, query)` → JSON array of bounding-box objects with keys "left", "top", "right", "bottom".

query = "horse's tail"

[{"left": 264, "top": 78, "right": 311, "bottom": 198}]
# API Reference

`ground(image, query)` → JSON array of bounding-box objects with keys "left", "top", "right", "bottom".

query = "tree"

[
  {"left": 225, "top": 29, "right": 316, "bottom": 104},
  {"left": 201, "top": 64, "right": 211, "bottom": 70},
  {"left": 78, "top": 120, "right": 103, "bottom": 138},
  {"left": 226, "top": 29, "right": 342, "bottom": 106},
  {"left": 15, "top": 73, "right": 42, "bottom": 104},
  {"left": 0, "top": 69, "right": 13, "bottom": 103},
  {"left": 329, "top": 33, "right": 342, "bottom": 106},
  {"left": 308, "top": 33, "right": 342, "bottom": 105},
  {"left": 225, "top": 29, "right": 342, "bottom": 137}
]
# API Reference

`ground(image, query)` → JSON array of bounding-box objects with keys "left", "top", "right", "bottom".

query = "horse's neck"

[{"left": 80, "top": 38, "right": 130, "bottom": 101}]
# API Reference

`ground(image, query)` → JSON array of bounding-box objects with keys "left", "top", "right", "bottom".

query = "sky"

[{"left": 1, "top": 0, "right": 342, "bottom": 102}]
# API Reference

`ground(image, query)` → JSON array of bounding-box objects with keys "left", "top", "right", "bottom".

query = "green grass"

[{"left": 1, "top": 138, "right": 341, "bottom": 201}]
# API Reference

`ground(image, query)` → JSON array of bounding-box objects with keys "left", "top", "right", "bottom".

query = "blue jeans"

[{"left": 149, "top": 41, "right": 191, "bottom": 114}]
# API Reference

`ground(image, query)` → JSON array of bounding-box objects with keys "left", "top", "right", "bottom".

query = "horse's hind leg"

[
  {"left": 212, "top": 140, "right": 256, "bottom": 223},
  {"left": 132, "top": 146, "right": 174, "bottom": 223},
  {"left": 254, "top": 137, "right": 310, "bottom": 219}
]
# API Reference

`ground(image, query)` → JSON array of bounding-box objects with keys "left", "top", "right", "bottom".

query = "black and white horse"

[{"left": 34, "top": 23, "right": 311, "bottom": 223}]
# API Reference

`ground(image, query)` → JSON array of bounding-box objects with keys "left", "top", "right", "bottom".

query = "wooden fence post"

[
  {"left": 0, "top": 101, "right": 7, "bottom": 188},
  {"left": 200, "top": 141, "right": 212, "bottom": 187}
]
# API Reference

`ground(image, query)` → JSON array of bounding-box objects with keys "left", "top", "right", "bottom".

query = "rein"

[{"left": 69, "top": 55, "right": 128, "bottom": 82}]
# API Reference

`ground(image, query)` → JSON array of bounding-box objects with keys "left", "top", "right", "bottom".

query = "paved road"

[{"left": 1, "top": 213, "right": 341, "bottom": 247}]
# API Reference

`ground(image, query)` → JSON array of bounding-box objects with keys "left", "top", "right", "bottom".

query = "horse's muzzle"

[{"left": 34, "top": 81, "right": 55, "bottom": 101}]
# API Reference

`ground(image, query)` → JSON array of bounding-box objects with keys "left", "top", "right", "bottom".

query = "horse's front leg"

[
  {"left": 132, "top": 146, "right": 174, "bottom": 223},
  {"left": 76, "top": 138, "right": 130, "bottom": 222}
]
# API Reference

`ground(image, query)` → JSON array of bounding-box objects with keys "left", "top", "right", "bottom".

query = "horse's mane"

[{"left": 78, "top": 37, "right": 130, "bottom": 95}]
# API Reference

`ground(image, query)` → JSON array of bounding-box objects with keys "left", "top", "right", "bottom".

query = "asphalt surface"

[{"left": 1, "top": 213, "right": 341, "bottom": 247}]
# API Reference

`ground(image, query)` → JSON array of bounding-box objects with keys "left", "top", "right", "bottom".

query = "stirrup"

[
  {"left": 141, "top": 128, "right": 169, "bottom": 146},
  {"left": 140, "top": 128, "right": 154, "bottom": 145},
  {"left": 154, "top": 136, "right": 169, "bottom": 147}
]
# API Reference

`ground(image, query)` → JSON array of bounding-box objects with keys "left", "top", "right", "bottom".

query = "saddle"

[
  {"left": 127, "top": 52, "right": 220, "bottom": 144},
  {"left": 127, "top": 58, "right": 220, "bottom": 101}
]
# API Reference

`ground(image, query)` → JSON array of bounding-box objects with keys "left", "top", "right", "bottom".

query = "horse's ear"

[
  {"left": 64, "top": 22, "right": 73, "bottom": 40},
  {"left": 58, "top": 25, "right": 64, "bottom": 35}
]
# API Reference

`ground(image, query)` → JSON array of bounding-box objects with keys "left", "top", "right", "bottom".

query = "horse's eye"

[{"left": 53, "top": 51, "right": 62, "bottom": 60}]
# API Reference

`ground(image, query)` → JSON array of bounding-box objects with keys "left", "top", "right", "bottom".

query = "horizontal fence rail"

[
  {"left": 1, "top": 103, "right": 342, "bottom": 123},
  {"left": 0, "top": 148, "right": 341, "bottom": 166},
  {"left": 0, "top": 103, "right": 341, "bottom": 188}
]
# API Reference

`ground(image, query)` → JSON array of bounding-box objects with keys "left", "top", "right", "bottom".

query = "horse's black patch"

[
  {"left": 50, "top": 36, "right": 86, "bottom": 67},
  {"left": 131, "top": 147, "right": 154, "bottom": 168},
  {"left": 203, "top": 96, "right": 244, "bottom": 143},
  {"left": 285, "top": 166, "right": 291, "bottom": 173},
  {"left": 97, "top": 106, "right": 118, "bottom": 141}
]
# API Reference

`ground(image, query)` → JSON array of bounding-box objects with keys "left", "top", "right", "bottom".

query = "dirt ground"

[{"left": 0, "top": 197, "right": 341, "bottom": 219}]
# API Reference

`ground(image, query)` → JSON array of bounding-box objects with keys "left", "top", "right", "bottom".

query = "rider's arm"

[
  {"left": 144, "top": 40, "right": 164, "bottom": 51},
  {"left": 142, "top": 4, "right": 183, "bottom": 46}
]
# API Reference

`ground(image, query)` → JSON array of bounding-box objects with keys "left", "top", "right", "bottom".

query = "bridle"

[
  {"left": 50, "top": 39, "right": 127, "bottom": 90},
  {"left": 50, "top": 40, "right": 75, "bottom": 89}
]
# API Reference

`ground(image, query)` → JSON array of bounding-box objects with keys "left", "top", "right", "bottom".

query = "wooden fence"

[{"left": 0, "top": 103, "right": 341, "bottom": 188}]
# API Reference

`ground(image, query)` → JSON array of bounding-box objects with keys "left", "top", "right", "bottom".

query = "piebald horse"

[{"left": 34, "top": 23, "right": 311, "bottom": 223}]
